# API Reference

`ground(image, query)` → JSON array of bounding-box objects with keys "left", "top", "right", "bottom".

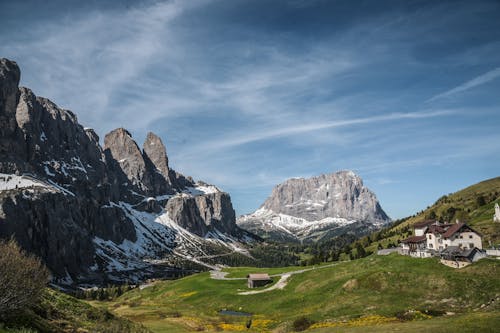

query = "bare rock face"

[
  {"left": 238, "top": 171, "right": 390, "bottom": 243},
  {"left": 0, "top": 58, "right": 20, "bottom": 133},
  {"left": 143, "top": 132, "right": 169, "bottom": 179},
  {"left": 167, "top": 196, "right": 208, "bottom": 236},
  {"left": 104, "top": 128, "right": 151, "bottom": 193},
  {"left": 263, "top": 171, "right": 389, "bottom": 222},
  {"left": 0, "top": 59, "right": 25, "bottom": 169},
  {"left": 166, "top": 192, "right": 239, "bottom": 237}
]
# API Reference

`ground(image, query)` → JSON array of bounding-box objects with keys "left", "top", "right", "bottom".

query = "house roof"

[
  {"left": 441, "top": 222, "right": 481, "bottom": 238},
  {"left": 440, "top": 246, "right": 480, "bottom": 259},
  {"left": 442, "top": 222, "right": 465, "bottom": 238},
  {"left": 429, "top": 224, "right": 451, "bottom": 234},
  {"left": 401, "top": 235, "right": 427, "bottom": 243},
  {"left": 413, "top": 220, "right": 437, "bottom": 228},
  {"left": 247, "top": 273, "right": 271, "bottom": 280}
]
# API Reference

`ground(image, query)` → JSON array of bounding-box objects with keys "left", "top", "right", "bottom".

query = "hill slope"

[
  {"left": 98, "top": 255, "right": 500, "bottom": 332},
  {"left": 371, "top": 177, "right": 500, "bottom": 251},
  {"left": 0, "top": 288, "right": 149, "bottom": 333}
]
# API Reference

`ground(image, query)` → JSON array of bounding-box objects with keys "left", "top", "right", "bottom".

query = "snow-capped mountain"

[
  {"left": 0, "top": 58, "right": 253, "bottom": 286},
  {"left": 237, "top": 171, "right": 391, "bottom": 243}
]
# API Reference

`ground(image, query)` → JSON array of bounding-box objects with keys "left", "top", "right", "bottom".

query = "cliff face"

[
  {"left": 237, "top": 171, "right": 391, "bottom": 243},
  {"left": 262, "top": 171, "right": 389, "bottom": 222},
  {"left": 0, "top": 58, "right": 247, "bottom": 285},
  {"left": 166, "top": 192, "right": 238, "bottom": 237}
]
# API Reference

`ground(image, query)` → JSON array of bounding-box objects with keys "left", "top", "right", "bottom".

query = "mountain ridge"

[{"left": 0, "top": 58, "right": 253, "bottom": 286}]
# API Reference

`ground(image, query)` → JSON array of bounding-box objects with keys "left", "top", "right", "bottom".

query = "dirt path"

[
  {"left": 210, "top": 270, "right": 246, "bottom": 280},
  {"left": 209, "top": 262, "right": 339, "bottom": 295}
]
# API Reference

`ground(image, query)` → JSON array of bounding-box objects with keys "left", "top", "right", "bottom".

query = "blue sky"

[{"left": 1, "top": 0, "right": 500, "bottom": 219}]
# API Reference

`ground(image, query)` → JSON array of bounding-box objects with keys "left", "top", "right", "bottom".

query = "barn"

[{"left": 247, "top": 273, "right": 272, "bottom": 288}]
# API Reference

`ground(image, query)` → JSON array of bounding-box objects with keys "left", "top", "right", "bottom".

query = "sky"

[{"left": 1, "top": 0, "right": 500, "bottom": 219}]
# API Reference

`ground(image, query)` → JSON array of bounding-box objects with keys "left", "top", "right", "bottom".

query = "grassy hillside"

[
  {"left": 396, "top": 176, "right": 500, "bottom": 244},
  {"left": 0, "top": 288, "right": 149, "bottom": 333},
  {"left": 354, "top": 177, "right": 500, "bottom": 255},
  {"left": 94, "top": 254, "right": 500, "bottom": 332}
]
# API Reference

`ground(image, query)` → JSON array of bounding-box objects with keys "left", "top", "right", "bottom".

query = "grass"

[
  {"left": 309, "top": 311, "right": 500, "bottom": 333},
  {"left": 396, "top": 177, "right": 500, "bottom": 239},
  {"left": 94, "top": 254, "right": 500, "bottom": 332},
  {"left": 222, "top": 263, "right": 329, "bottom": 278},
  {"left": 0, "top": 288, "right": 149, "bottom": 333}
]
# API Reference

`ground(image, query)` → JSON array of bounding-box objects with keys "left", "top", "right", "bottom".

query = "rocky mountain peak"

[
  {"left": 143, "top": 131, "right": 169, "bottom": 179},
  {"left": 261, "top": 170, "right": 387, "bottom": 222},
  {"left": 104, "top": 127, "right": 150, "bottom": 192},
  {"left": 238, "top": 170, "right": 390, "bottom": 243},
  {"left": 0, "top": 59, "right": 22, "bottom": 162},
  {"left": 0, "top": 58, "right": 20, "bottom": 108}
]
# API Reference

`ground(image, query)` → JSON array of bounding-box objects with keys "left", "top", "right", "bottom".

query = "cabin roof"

[{"left": 247, "top": 273, "right": 271, "bottom": 280}]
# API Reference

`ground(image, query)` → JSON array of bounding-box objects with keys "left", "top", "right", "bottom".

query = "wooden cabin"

[{"left": 247, "top": 273, "right": 272, "bottom": 288}]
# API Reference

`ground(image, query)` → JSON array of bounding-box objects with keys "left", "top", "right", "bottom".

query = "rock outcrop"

[
  {"left": 0, "top": 58, "right": 249, "bottom": 286},
  {"left": 166, "top": 192, "right": 239, "bottom": 237},
  {"left": 237, "top": 171, "right": 391, "bottom": 243}
]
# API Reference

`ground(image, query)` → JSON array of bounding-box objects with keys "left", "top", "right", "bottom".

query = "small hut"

[{"left": 247, "top": 273, "right": 272, "bottom": 288}]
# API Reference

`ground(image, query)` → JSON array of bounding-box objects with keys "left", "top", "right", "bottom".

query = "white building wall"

[
  {"left": 426, "top": 233, "right": 443, "bottom": 250},
  {"left": 414, "top": 227, "right": 426, "bottom": 236},
  {"left": 448, "top": 232, "right": 482, "bottom": 249}
]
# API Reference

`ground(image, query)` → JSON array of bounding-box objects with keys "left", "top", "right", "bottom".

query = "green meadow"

[{"left": 89, "top": 254, "right": 500, "bottom": 332}]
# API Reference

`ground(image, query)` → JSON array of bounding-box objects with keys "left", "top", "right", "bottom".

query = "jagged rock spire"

[
  {"left": 143, "top": 132, "right": 169, "bottom": 179},
  {"left": 104, "top": 128, "right": 151, "bottom": 192}
]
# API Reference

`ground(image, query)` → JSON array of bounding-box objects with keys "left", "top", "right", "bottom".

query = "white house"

[
  {"left": 425, "top": 222, "right": 482, "bottom": 251},
  {"left": 400, "top": 220, "right": 484, "bottom": 265}
]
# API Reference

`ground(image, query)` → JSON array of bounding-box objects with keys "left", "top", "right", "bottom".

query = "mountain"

[
  {"left": 0, "top": 58, "right": 253, "bottom": 286},
  {"left": 237, "top": 171, "right": 391, "bottom": 243}
]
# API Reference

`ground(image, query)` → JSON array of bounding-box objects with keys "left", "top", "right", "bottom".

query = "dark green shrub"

[{"left": 292, "top": 316, "right": 313, "bottom": 331}]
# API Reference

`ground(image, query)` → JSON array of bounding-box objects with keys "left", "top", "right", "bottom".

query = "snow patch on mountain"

[
  {"left": 92, "top": 199, "right": 250, "bottom": 279},
  {"left": 0, "top": 173, "right": 50, "bottom": 190},
  {"left": 184, "top": 184, "right": 220, "bottom": 195}
]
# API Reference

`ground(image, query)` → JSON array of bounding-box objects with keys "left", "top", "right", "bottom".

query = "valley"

[{"left": 1, "top": 30, "right": 500, "bottom": 333}]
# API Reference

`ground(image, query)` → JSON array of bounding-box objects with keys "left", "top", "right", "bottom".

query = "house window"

[
  {"left": 428, "top": 235, "right": 432, "bottom": 239},
  {"left": 460, "top": 235, "right": 463, "bottom": 239},
  {"left": 429, "top": 243, "right": 433, "bottom": 248},
  {"left": 469, "top": 243, "right": 474, "bottom": 249},
  {"left": 469, "top": 235, "right": 473, "bottom": 239}
]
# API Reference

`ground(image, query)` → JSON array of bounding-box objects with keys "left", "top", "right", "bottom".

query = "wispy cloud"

[
  {"left": 189, "top": 109, "right": 456, "bottom": 153},
  {"left": 3, "top": 0, "right": 206, "bottom": 133},
  {"left": 428, "top": 67, "right": 500, "bottom": 102}
]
